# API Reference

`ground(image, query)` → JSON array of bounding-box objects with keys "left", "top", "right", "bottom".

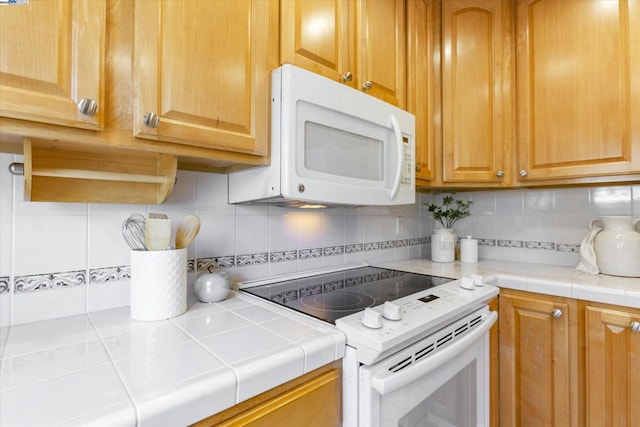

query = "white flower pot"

[{"left": 431, "top": 228, "right": 456, "bottom": 262}]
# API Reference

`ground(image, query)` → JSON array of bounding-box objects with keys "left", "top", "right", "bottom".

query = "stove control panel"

[{"left": 335, "top": 277, "right": 499, "bottom": 364}]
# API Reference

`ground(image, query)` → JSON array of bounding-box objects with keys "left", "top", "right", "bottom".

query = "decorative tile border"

[
  {"left": 497, "top": 239, "right": 524, "bottom": 249},
  {"left": 270, "top": 250, "right": 298, "bottom": 263},
  {"left": 197, "top": 257, "right": 235, "bottom": 272},
  {"left": 89, "top": 266, "right": 130, "bottom": 284},
  {"left": 236, "top": 252, "right": 269, "bottom": 266},
  {"left": 364, "top": 242, "right": 380, "bottom": 251},
  {"left": 478, "top": 239, "right": 496, "bottom": 247},
  {"left": 345, "top": 243, "right": 363, "bottom": 254},
  {"left": 380, "top": 240, "right": 395, "bottom": 250},
  {"left": 14, "top": 271, "right": 86, "bottom": 293},
  {"left": 556, "top": 243, "right": 580, "bottom": 253},
  {"left": 0, "top": 237, "right": 583, "bottom": 293},
  {"left": 323, "top": 245, "right": 344, "bottom": 256},
  {"left": 299, "top": 248, "right": 322, "bottom": 259},
  {"left": 478, "top": 239, "right": 576, "bottom": 252},
  {"left": 524, "top": 241, "right": 555, "bottom": 250}
]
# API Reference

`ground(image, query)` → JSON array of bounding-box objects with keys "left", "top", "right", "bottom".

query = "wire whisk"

[{"left": 122, "top": 213, "right": 148, "bottom": 251}]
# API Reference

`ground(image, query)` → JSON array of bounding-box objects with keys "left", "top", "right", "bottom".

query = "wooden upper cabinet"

[
  {"left": 134, "top": 0, "right": 277, "bottom": 156},
  {"left": 585, "top": 304, "right": 640, "bottom": 427},
  {"left": 280, "top": 0, "right": 405, "bottom": 108},
  {"left": 0, "top": 0, "right": 106, "bottom": 130},
  {"left": 407, "top": 0, "right": 435, "bottom": 183},
  {"left": 516, "top": 0, "right": 640, "bottom": 182},
  {"left": 439, "top": 0, "right": 513, "bottom": 187},
  {"left": 499, "top": 291, "right": 578, "bottom": 427},
  {"left": 356, "top": 0, "right": 406, "bottom": 107},
  {"left": 280, "top": 0, "right": 354, "bottom": 84}
]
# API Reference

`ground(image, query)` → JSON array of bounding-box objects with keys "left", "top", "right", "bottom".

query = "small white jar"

[{"left": 460, "top": 236, "right": 478, "bottom": 263}]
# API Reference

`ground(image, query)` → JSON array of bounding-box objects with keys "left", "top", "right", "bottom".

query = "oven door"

[{"left": 359, "top": 309, "right": 497, "bottom": 427}]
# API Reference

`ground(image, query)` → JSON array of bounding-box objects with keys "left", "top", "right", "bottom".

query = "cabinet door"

[
  {"left": 356, "top": 0, "right": 406, "bottom": 107},
  {"left": 407, "top": 0, "right": 436, "bottom": 183},
  {"left": 440, "top": 0, "right": 513, "bottom": 186},
  {"left": 280, "top": 0, "right": 354, "bottom": 85},
  {"left": 134, "top": 0, "right": 276, "bottom": 156},
  {"left": 499, "top": 291, "right": 577, "bottom": 427},
  {"left": 585, "top": 305, "right": 640, "bottom": 427},
  {"left": 0, "top": 0, "right": 105, "bottom": 130},
  {"left": 516, "top": 0, "right": 640, "bottom": 182},
  {"left": 213, "top": 369, "right": 341, "bottom": 427}
]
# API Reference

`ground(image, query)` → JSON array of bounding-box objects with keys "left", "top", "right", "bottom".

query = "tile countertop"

[
  {"left": 0, "top": 292, "right": 346, "bottom": 427},
  {"left": 375, "top": 259, "right": 640, "bottom": 308},
  {"left": 1, "top": 259, "right": 638, "bottom": 427}
]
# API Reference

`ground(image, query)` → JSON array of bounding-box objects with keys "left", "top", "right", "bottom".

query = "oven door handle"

[{"left": 371, "top": 311, "right": 497, "bottom": 396}]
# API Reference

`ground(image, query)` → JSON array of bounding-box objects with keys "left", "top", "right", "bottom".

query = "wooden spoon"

[{"left": 175, "top": 215, "right": 201, "bottom": 249}]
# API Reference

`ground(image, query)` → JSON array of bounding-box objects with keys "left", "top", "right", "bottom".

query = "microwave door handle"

[
  {"left": 370, "top": 311, "right": 497, "bottom": 396},
  {"left": 389, "top": 114, "right": 403, "bottom": 201}
]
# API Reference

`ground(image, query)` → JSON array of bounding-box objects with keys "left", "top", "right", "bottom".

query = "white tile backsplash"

[
  {"left": 13, "top": 214, "right": 88, "bottom": 275},
  {"left": 590, "top": 186, "right": 633, "bottom": 215},
  {"left": 1, "top": 153, "right": 639, "bottom": 326}
]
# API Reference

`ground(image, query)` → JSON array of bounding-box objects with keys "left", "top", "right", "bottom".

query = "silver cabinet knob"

[
  {"left": 362, "top": 81, "right": 373, "bottom": 91},
  {"left": 143, "top": 112, "right": 160, "bottom": 128},
  {"left": 631, "top": 321, "right": 640, "bottom": 333},
  {"left": 519, "top": 169, "right": 528, "bottom": 178},
  {"left": 77, "top": 98, "right": 98, "bottom": 116},
  {"left": 341, "top": 71, "right": 353, "bottom": 82},
  {"left": 416, "top": 165, "right": 421, "bottom": 172},
  {"left": 552, "top": 309, "right": 563, "bottom": 319},
  {"left": 496, "top": 170, "right": 504, "bottom": 178}
]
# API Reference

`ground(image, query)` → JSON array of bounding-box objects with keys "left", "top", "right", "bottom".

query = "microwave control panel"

[{"left": 401, "top": 136, "right": 413, "bottom": 186}]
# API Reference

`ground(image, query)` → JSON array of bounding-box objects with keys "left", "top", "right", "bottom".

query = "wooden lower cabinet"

[
  {"left": 584, "top": 303, "right": 640, "bottom": 427},
  {"left": 498, "top": 290, "right": 579, "bottom": 427},
  {"left": 193, "top": 362, "right": 341, "bottom": 427},
  {"left": 498, "top": 289, "right": 640, "bottom": 427}
]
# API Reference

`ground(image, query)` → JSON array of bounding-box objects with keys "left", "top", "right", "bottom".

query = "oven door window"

[
  {"left": 360, "top": 334, "right": 489, "bottom": 427},
  {"left": 397, "top": 361, "right": 477, "bottom": 427}
]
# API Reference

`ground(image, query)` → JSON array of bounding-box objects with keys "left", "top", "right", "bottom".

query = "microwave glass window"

[{"left": 304, "top": 122, "right": 383, "bottom": 180}]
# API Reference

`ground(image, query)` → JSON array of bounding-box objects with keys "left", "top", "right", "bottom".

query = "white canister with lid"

[{"left": 460, "top": 236, "right": 478, "bottom": 263}]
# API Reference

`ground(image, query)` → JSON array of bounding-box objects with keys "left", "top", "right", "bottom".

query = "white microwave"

[{"left": 228, "top": 64, "right": 415, "bottom": 207}]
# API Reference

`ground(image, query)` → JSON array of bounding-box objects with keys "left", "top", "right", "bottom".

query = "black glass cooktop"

[{"left": 241, "top": 266, "right": 452, "bottom": 324}]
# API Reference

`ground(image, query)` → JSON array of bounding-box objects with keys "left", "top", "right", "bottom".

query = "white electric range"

[{"left": 240, "top": 264, "right": 499, "bottom": 426}]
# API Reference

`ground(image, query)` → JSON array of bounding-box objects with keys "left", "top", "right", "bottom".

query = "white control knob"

[
  {"left": 470, "top": 274, "right": 485, "bottom": 287},
  {"left": 362, "top": 308, "right": 383, "bottom": 329},
  {"left": 382, "top": 301, "right": 402, "bottom": 321},
  {"left": 459, "top": 277, "right": 475, "bottom": 290}
]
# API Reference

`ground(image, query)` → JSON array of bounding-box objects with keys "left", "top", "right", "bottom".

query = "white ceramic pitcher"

[{"left": 589, "top": 216, "right": 640, "bottom": 277}]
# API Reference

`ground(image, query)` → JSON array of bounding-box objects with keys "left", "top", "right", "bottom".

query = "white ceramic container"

[
  {"left": 460, "top": 236, "right": 478, "bottom": 263},
  {"left": 130, "top": 248, "right": 187, "bottom": 321},
  {"left": 431, "top": 228, "right": 456, "bottom": 263},
  {"left": 590, "top": 216, "right": 640, "bottom": 277}
]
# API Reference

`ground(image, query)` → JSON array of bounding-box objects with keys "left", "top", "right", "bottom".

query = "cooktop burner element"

[{"left": 240, "top": 266, "right": 451, "bottom": 323}]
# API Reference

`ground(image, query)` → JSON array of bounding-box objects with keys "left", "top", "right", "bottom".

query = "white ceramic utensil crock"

[{"left": 431, "top": 228, "right": 456, "bottom": 263}]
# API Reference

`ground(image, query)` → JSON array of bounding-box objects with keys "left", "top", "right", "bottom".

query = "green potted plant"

[
  {"left": 426, "top": 194, "right": 473, "bottom": 229},
  {"left": 425, "top": 194, "right": 472, "bottom": 262}
]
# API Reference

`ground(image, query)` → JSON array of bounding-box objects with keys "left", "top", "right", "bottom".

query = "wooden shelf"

[{"left": 23, "top": 138, "right": 177, "bottom": 204}]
